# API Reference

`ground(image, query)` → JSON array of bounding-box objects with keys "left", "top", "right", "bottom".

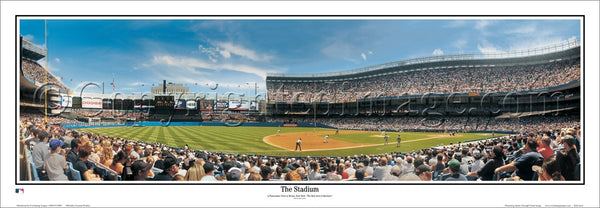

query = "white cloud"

[
  {"left": 148, "top": 54, "right": 278, "bottom": 79},
  {"left": 54, "top": 58, "right": 61, "bottom": 63},
  {"left": 432, "top": 48, "right": 444, "bottom": 56},
  {"left": 368, "top": 51, "right": 373, "bottom": 55},
  {"left": 505, "top": 24, "right": 537, "bottom": 35},
  {"left": 23, "top": 34, "right": 34, "bottom": 41},
  {"left": 477, "top": 44, "right": 504, "bottom": 54},
  {"left": 475, "top": 20, "right": 493, "bottom": 30},
  {"left": 361, "top": 53, "right": 367, "bottom": 61},
  {"left": 452, "top": 39, "right": 467, "bottom": 49},
  {"left": 321, "top": 40, "right": 360, "bottom": 63},
  {"left": 129, "top": 82, "right": 147, "bottom": 86},
  {"left": 216, "top": 42, "right": 273, "bottom": 62},
  {"left": 219, "top": 50, "right": 231, "bottom": 59},
  {"left": 445, "top": 20, "right": 467, "bottom": 28}
]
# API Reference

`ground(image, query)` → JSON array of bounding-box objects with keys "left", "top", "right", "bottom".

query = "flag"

[{"left": 111, "top": 78, "right": 116, "bottom": 92}]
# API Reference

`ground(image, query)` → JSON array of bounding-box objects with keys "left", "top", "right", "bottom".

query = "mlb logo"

[{"left": 15, "top": 188, "right": 24, "bottom": 194}]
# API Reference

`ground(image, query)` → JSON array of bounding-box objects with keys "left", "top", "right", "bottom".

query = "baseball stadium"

[{"left": 18, "top": 19, "right": 582, "bottom": 183}]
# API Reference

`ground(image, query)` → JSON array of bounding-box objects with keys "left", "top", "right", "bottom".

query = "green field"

[{"left": 81, "top": 126, "right": 504, "bottom": 157}]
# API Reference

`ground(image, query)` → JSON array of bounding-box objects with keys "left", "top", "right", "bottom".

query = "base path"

[{"left": 263, "top": 130, "right": 380, "bottom": 151}]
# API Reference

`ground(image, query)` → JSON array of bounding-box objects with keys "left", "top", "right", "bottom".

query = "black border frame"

[{"left": 14, "top": 15, "right": 585, "bottom": 186}]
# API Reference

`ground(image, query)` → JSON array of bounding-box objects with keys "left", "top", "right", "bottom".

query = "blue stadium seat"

[
  {"left": 67, "top": 162, "right": 81, "bottom": 181},
  {"left": 26, "top": 150, "right": 40, "bottom": 181}
]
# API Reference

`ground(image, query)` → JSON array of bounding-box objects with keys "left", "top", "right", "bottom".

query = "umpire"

[{"left": 295, "top": 138, "right": 302, "bottom": 151}]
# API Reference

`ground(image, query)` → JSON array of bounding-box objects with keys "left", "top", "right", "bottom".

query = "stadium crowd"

[
  {"left": 268, "top": 115, "right": 580, "bottom": 133},
  {"left": 20, "top": 112, "right": 580, "bottom": 182},
  {"left": 21, "top": 59, "right": 69, "bottom": 90},
  {"left": 267, "top": 60, "right": 580, "bottom": 102}
]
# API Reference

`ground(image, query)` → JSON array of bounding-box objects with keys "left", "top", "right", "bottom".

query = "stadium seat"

[
  {"left": 26, "top": 150, "right": 40, "bottom": 181},
  {"left": 67, "top": 162, "right": 81, "bottom": 181}
]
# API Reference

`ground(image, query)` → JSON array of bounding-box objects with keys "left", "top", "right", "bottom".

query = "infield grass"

[{"left": 82, "top": 126, "right": 505, "bottom": 157}]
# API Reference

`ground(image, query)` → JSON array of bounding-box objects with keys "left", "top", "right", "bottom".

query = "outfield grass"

[{"left": 82, "top": 126, "right": 505, "bottom": 157}]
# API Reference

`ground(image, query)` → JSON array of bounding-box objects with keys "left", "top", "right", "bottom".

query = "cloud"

[
  {"left": 445, "top": 20, "right": 467, "bottom": 28},
  {"left": 505, "top": 24, "right": 537, "bottom": 35},
  {"left": 477, "top": 44, "right": 504, "bottom": 54},
  {"left": 54, "top": 58, "right": 61, "bottom": 63},
  {"left": 198, "top": 44, "right": 219, "bottom": 63},
  {"left": 368, "top": 51, "right": 373, "bottom": 55},
  {"left": 452, "top": 39, "right": 467, "bottom": 49},
  {"left": 215, "top": 42, "right": 273, "bottom": 62},
  {"left": 432, "top": 48, "right": 444, "bottom": 56},
  {"left": 475, "top": 20, "right": 493, "bottom": 30},
  {"left": 361, "top": 53, "right": 367, "bottom": 61},
  {"left": 148, "top": 54, "right": 278, "bottom": 79},
  {"left": 23, "top": 34, "right": 35, "bottom": 41},
  {"left": 129, "top": 82, "right": 147, "bottom": 86},
  {"left": 219, "top": 50, "right": 231, "bottom": 59},
  {"left": 321, "top": 40, "right": 360, "bottom": 63}
]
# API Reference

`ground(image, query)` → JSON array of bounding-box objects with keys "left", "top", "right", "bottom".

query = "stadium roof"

[{"left": 21, "top": 37, "right": 46, "bottom": 61}]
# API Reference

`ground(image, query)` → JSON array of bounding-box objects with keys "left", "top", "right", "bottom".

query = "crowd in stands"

[
  {"left": 267, "top": 59, "right": 580, "bottom": 102},
  {"left": 20, "top": 111, "right": 581, "bottom": 182},
  {"left": 21, "top": 59, "right": 69, "bottom": 91},
  {"left": 267, "top": 115, "right": 580, "bottom": 133}
]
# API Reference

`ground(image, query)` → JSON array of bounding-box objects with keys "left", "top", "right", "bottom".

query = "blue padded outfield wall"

[
  {"left": 60, "top": 121, "right": 514, "bottom": 134},
  {"left": 61, "top": 121, "right": 335, "bottom": 129}
]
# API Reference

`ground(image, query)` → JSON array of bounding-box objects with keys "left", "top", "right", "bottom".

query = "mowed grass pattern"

[{"left": 82, "top": 126, "right": 504, "bottom": 157}]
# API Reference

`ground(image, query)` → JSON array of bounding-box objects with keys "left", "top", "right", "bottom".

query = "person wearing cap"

[
  {"left": 226, "top": 167, "right": 243, "bottom": 181},
  {"left": 442, "top": 159, "right": 467, "bottom": 181},
  {"left": 131, "top": 160, "right": 153, "bottom": 181},
  {"left": 415, "top": 165, "right": 432, "bottom": 181},
  {"left": 43, "top": 139, "right": 68, "bottom": 181},
  {"left": 154, "top": 155, "right": 179, "bottom": 181}
]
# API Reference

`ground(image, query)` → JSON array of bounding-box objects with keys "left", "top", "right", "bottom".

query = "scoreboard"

[{"left": 155, "top": 96, "right": 174, "bottom": 110}]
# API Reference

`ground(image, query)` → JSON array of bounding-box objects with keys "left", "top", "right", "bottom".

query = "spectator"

[
  {"left": 200, "top": 162, "right": 217, "bottom": 181},
  {"left": 495, "top": 138, "right": 543, "bottom": 181},
  {"left": 226, "top": 167, "right": 243, "bottom": 181},
  {"left": 537, "top": 136, "right": 554, "bottom": 159},
  {"left": 131, "top": 160, "right": 152, "bottom": 181},
  {"left": 415, "top": 165, "right": 432, "bottom": 181},
  {"left": 247, "top": 172, "right": 262, "bottom": 181},
  {"left": 110, "top": 151, "right": 127, "bottom": 175},
  {"left": 468, "top": 146, "right": 505, "bottom": 181},
  {"left": 443, "top": 159, "right": 467, "bottom": 181},
  {"left": 373, "top": 157, "right": 391, "bottom": 180},
  {"left": 260, "top": 166, "right": 272, "bottom": 181},
  {"left": 43, "top": 139, "right": 68, "bottom": 181},
  {"left": 184, "top": 161, "right": 205, "bottom": 181},
  {"left": 154, "top": 156, "right": 179, "bottom": 181},
  {"left": 285, "top": 170, "right": 302, "bottom": 181},
  {"left": 66, "top": 137, "right": 81, "bottom": 164},
  {"left": 73, "top": 141, "right": 102, "bottom": 181},
  {"left": 354, "top": 168, "right": 366, "bottom": 181},
  {"left": 560, "top": 135, "right": 579, "bottom": 180},
  {"left": 536, "top": 156, "right": 564, "bottom": 181},
  {"left": 382, "top": 165, "right": 401, "bottom": 181},
  {"left": 307, "top": 161, "right": 322, "bottom": 181},
  {"left": 31, "top": 129, "right": 50, "bottom": 175}
]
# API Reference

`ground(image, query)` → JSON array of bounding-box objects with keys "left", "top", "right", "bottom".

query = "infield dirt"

[{"left": 263, "top": 130, "right": 381, "bottom": 151}]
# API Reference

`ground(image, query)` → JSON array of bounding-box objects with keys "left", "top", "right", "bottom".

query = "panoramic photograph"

[{"left": 18, "top": 18, "right": 581, "bottom": 183}]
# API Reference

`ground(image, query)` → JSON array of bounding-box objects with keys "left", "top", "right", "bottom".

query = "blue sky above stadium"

[{"left": 19, "top": 18, "right": 580, "bottom": 95}]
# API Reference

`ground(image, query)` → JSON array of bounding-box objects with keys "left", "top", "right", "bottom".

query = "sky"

[{"left": 19, "top": 18, "right": 580, "bottom": 96}]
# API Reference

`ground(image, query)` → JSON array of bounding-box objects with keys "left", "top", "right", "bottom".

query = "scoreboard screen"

[
  {"left": 155, "top": 96, "right": 174, "bottom": 110},
  {"left": 72, "top": 97, "right": 82, "bottom": 108}
]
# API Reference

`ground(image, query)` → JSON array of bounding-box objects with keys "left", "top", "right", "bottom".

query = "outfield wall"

[{"left": 61, "top": 121, "right": 335, "bottom": 129}]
